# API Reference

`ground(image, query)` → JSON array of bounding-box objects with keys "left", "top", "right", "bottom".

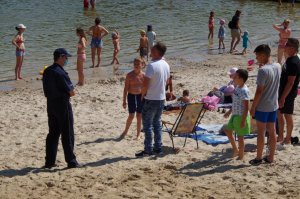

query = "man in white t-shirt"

[{"left": 136, "top": 42, "right": 170, "bottom": 157}]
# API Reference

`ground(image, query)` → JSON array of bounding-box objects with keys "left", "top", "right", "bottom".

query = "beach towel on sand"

[{"left": 180, "top": 124, "right": 255, "bottom": 146}]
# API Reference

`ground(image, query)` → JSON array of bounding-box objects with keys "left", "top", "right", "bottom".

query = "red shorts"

[{"left": 83, "top": 0, "right": 89, "bottom": 8}]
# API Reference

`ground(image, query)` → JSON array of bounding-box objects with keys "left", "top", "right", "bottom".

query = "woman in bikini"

[
  {"left": 208, "top": 11, "right": 215, "bottom": 40},
  {"left": 76, "top": 28, "right": 87, "bottom": 86},
  {"left": 273, "top": 19, "right": 292, "bottom": 65},
  {"left": 12, "top": 24, "right": 26, "bottom": 80}
]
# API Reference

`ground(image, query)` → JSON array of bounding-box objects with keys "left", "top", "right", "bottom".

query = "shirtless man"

[
  {"left": 87, "top": 17, "right": 109, "bottom": 68},
  {"left": 120, "top": 57, "right": 145, "bottom": 140},
  {"left": 137, "top": 30, "right": 149, "bottom": 61}
]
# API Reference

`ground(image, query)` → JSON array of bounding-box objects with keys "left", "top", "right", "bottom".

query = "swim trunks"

[
  {"left": 91, "top": 37, "right": 103, "bottom": 48},
  {"left": 254, "top": 111, "right": 277, "bottom": 123},
  {"left": 226, "top": 115, "right": 251, "bottom": 136},
  {"left": 127, "top": 93, "right": 143, "bottom": 113},
  {"left": 140, "top": 47, "right": 148, "bottom": 57}
]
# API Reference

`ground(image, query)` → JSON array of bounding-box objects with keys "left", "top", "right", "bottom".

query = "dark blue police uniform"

[{"left": 42, "top": 63, "right": 78, "bottom": 168}]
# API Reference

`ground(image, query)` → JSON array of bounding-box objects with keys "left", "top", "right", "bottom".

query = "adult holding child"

[
  {"left": 136, "top": 42, "right": 170, "bottom": 157},
  {"left": 229, "top": 10, "right": 242, "bottom": 54},
  {"left": 277, "top": 38, "right": 300, "bottom": 144},
  {"left": 273, "top": 19, "right": 292, "bottom": 65},
  {"left": 12, "top": 24, "right": 26, "bottom": 80},
  {"left": 87, "top": 17, "right": 109, "bottom": 68}
]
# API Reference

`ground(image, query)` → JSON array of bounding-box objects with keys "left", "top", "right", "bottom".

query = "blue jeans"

[{"left": 142, "top": 99, "right": 165, "bottom": 153}]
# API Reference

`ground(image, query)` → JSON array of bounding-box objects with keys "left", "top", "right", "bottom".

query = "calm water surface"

[{"left": 0, "top": 0, "right": 299, "bottom": 80}]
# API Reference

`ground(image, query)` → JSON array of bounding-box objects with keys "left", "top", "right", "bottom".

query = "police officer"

[{"left": 42, "top": 48, "right": 80, "bottom": 169}]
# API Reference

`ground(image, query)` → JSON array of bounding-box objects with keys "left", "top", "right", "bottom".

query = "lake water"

[{"left": 0, "top": 0, "right": 299, "bottom": 81}]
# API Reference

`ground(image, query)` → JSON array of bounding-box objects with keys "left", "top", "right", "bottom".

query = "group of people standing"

[
  {"left": 41, "top": 41, "right": 170, "bottom": 168},
  {"left": 11, "top": 17, "right": 157, "bottom": 86},
  {"left": 223, "top": 39, "right": 300, "bottom": 165},
  {"left": 206, "top": 8, "right": 299, "bottom": 165},
  {"left": 208, "top": 9, "right": 293, "bottom": 61},
  {"left": 10, "top": 5, "right": 299, "bottom": 168}
]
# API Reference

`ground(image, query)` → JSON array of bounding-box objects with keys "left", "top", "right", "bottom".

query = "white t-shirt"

[
  {"left": 146, "top": 31, "right": 156, "bottom": 47},
  {"left": 232, "top": 85, "right": 250, "bottom": 115},
  {"left": 145, "top": 59, "right": 170, "bottom": 100}
]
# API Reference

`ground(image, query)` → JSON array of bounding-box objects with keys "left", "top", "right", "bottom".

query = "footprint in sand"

[{"left": 164, "top": 164, "right": 177, "bottom": 170}]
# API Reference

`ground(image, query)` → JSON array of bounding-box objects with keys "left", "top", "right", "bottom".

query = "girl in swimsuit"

[
  {"left": 111, "top": 29, "right": 120, "bottom": 65},
  {"left": 12, "top": 24, "right": 26, "bottom": 80},
  {"left": 273, "top": 19, "right": 292, "bottom": 64},
  {"left": 208, "top": 11, "right": 215, "bottom": 40},
  {"left": 76, "top": 28, "right": 87, "bottom": 86}
]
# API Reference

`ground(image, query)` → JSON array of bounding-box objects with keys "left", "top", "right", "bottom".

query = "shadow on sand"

[
  {"left": 77, "top": 137, "right": 122, "bottom": 146},
  {"left": 178, "top": 150, "right": 251, "bottom": 177},
  {"left": 0, "top": 166, "right": 70, "bottom": 178},
  {"left": 84, "top": 156, "right": 134, "bottom": 167}
]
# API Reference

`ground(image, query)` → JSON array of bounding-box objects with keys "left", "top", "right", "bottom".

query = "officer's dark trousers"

[{"left": 45, "top": 99, "right": 76, "bottom": 165}]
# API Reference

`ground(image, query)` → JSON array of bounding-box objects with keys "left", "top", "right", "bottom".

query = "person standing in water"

[
  {"left": 218, "top": 19, "right": 226, "bottom": 49},
  {"left": 87, "top": 17, "right": 109, "bottom": 68},
  {"left": 111, "top": 30, "right": 120, "bottom": 65},
  {"left": 146, "top": 25, "right": 156, "bottom": 55},
  {"left": 83, "top": 0, "right": 89, "bottom": 9},
  {"left": 90, "top": 0, "right": 96, "bottom": 9},
  {"left": 76, "top": 28, "right": 87, "bottom": 86},
  {"left": 278, "top": 0, "right": 295, "bottom": 7},
  {"left": 137, "top": 30, "right": 149, "bottom": 61},
  {"left": 12, "top": 24, "right": 26, "bottom": 80},
  {"left": 229, "top": 10, "right": 242, "bottom": 53},
  {"left": 273, "top": 19, "right": 292, "bottom": 65},
  {"left": 208, "top": 11, "right": 215, "bottom": 40}
]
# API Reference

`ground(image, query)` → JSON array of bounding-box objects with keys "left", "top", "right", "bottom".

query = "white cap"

[
  {"left": 227, "top": 67, "right": 238, "bottom": 75},
  {"left": 16, "top": 24, "right": 26, "bottom": 29}
]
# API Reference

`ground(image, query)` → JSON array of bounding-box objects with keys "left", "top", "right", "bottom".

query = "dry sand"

[{"left": 0, "top": 51, "right": 299, "bottom": 199}]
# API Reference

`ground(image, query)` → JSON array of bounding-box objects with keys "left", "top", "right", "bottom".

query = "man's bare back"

[
  {"left": 140, "top": 36, "right": 148, "bottom": 48},
  {"left": 89, "top": 25, "right": 107, "bottom": 39}
]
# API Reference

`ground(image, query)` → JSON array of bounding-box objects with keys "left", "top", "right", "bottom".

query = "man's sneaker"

[
  {"left": 153, "top": 149, "right": 163, "bottom": 155},
  {"left": 67, "top": 162, "right": 82, "bottom": 169},
  {"left": 135, "top": 151, "right": 153, "bottom": 157},
  {"left": 42, "top": 164, "right": 57, "bottom": 169}
]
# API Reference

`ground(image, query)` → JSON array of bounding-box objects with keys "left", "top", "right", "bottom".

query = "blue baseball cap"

[{"left": 53, "top": 48, "right": 72, "bottom": 57}]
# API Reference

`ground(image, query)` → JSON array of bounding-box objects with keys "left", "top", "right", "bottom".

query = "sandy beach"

[{"left": 0, "top": 50, "right": 299, "bottom": 199}]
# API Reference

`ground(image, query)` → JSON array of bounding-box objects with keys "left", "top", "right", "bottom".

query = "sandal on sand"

[
  {"left": 249, "top": 158, "right": 263, "bottom": 166},
  {"left": 263, "top": 156, "right": 274, "bottom": 164}
]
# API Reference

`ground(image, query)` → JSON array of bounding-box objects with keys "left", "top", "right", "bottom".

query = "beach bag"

[
  {"left": 228, "top": 21, "right": 233, "bottom": 29},
  {"left": 201, "top": 95, "right": 220, "bottom": 111},
  {"left": 208, "top": 90, "right": 224, "bottom": 104}
]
